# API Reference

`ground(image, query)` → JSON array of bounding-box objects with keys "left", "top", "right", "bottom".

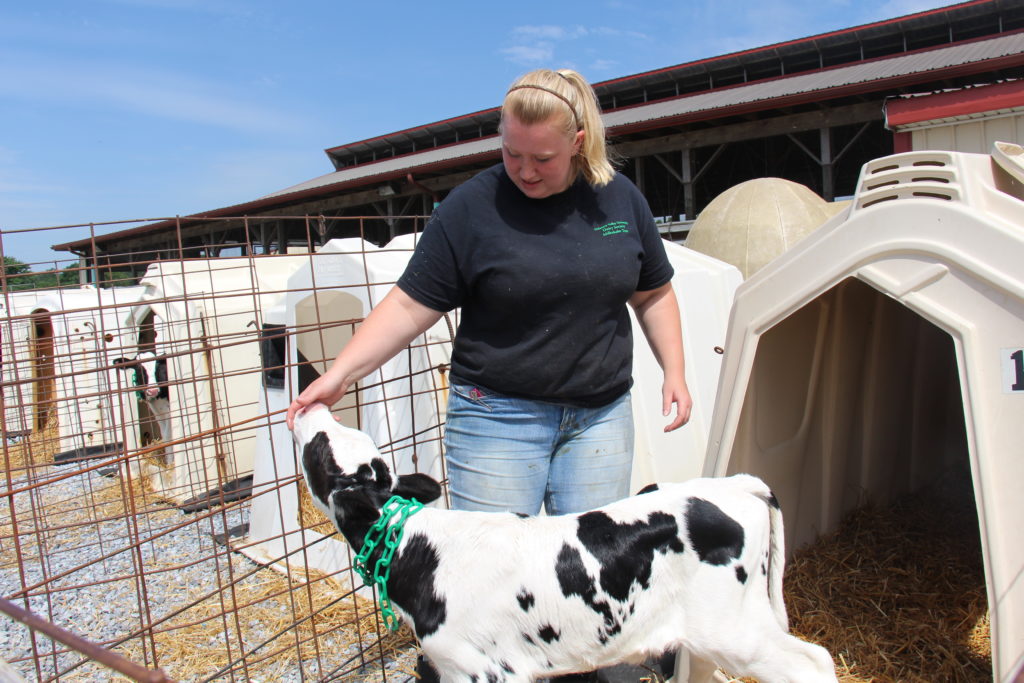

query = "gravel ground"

[{"left": 0, "top": 459, "right": 421, "bottom": 682}]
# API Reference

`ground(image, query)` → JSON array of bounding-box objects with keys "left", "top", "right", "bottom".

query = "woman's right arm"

[{"left": 286, "top": 286, "right": 444, "bottom": 428}]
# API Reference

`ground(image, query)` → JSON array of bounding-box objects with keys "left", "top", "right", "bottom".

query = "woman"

[{"left": 286, "top": 67, "right": 691, "bottom": 517}]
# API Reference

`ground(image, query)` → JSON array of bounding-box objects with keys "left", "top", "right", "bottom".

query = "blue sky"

[{"left": 1, "top": 0, "right": 958, "bottom": 266}]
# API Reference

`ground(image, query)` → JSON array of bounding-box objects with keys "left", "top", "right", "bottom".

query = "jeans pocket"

[{"left": 450, "top": 383, "right": 492, "bottom": 411}]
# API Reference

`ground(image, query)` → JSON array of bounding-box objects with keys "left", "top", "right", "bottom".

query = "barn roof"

[
  {"left": 321, "top": 0, "right": 1021, "bottom": 170},
  {"left": 256, "top": 31, "right": 1024, "bottom": 202},
  {"left": 51, "top": 0, "right": 1024, "bottom": 255},
  {"left": 885, "top": 77, "right": 1024, "bottom": 127}
]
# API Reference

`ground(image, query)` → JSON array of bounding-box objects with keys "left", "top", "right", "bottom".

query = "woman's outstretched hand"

[{"left": 286, "top": 368, "right": 348, "bottom": 430}]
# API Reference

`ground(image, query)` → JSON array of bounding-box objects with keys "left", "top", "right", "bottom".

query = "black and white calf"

[
  {"left": 292, "top": 404, "right": 837, "bottom": 683},
  {"left": 115, "top": 351, "right": 172, "bottom": 447}
]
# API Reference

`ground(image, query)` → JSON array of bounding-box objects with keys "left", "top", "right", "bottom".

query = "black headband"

[{"left": 506, "top": 84, "right": 581, "bottom": 130}]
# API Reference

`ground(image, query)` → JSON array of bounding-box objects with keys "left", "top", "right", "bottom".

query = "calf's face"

[
  {"left": 293, "top": 405, "right": 441, "bottom": 546},
  {"left": 136, "top": 353, "right": 168, "bottom": 400},
  {"left": 114, "top": 352, "right": 168, "bottom": 401}
]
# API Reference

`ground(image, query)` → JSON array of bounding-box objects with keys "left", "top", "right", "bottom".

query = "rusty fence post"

[{"left": 0, "top": 597, "right": 175, "bottom": 683}]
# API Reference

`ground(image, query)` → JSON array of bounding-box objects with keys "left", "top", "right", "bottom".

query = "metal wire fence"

[
  {"left": 0, "top": 216, "right": 448, "bottom": 682},
  {"left": 0, "top": 213, "right": 996, "bottom": 682}
]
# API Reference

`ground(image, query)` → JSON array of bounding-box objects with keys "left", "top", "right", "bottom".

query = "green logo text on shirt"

[{"left": 595, "top": 221, "right": 630, "bottom": 237}]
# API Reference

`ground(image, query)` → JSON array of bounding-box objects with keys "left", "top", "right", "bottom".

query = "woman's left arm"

[{"left": 629, "top": 282, "right": 692, "bottom": 432}]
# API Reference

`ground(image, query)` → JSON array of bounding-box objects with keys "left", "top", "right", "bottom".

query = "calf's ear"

[{"left": 393, "top": 473, "right": 442, "bottom": 504}]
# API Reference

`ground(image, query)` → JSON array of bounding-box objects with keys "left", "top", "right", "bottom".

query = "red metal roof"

[
  {"left": 594, "top": 0, "right": 999, "bottom": 90},
  {"left": 885, "top": 78, "right": 1024, "bottom": 125},
  {"left": 324, "top": 0, "right": 1009, "bottom": 158},
  {"left": 50, "top": 0, "right": 1024, "bottom": 253}
]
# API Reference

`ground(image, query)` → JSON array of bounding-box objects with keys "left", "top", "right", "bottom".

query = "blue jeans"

[{"left": 444, "top": 383, "right": 634, "bottom": 516}]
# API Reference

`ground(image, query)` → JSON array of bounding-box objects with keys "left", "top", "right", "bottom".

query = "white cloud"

[
  {"left": 875, "top": 0, "right": 955, "bottom": 20},
  {"left": 510, "top": 25, "right": 569, "bottom": 40},
  {"left": 510, "top": 25, "right": 591, "bottom": 41},
  {"left": 588, "top": 59, "right": 621, "bottom": 74},
  {"left": 501, "top": 23, "right": 649, "bottom": 69},
  {"left": 0, "top": 150, "right": 64, "bottom": 198},
  {"left": 0, "top": 54, "right": 305, "bottom": 136},
  {"left": 96, "top": 0, "right": 249, "bottom": 14},
  {"left": 0, "top": 180, "right": 62, "bottom": 195},
  {"left": 589, "top": 26, "right": 649, "bottom": 41},
  {"left": 500, "top": 44, "right": 556, "bottom": 67},
  {"left": 0, "top": 146, "right": 18, "bottom": 165},
  {"left": 185, "top": 148, "right": 328, "bottom": 207}
]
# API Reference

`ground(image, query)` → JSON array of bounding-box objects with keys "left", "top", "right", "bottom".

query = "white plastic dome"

[{"left": 686, "top": 178, "right": 839, "bottom": 278}]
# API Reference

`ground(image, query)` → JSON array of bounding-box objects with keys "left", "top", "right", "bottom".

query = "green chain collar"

[
  {"left": 352, "top": 495, "right": 424, "bottom": 631},
  {"left": 131, "top": 368, "right": 145, "bottom": 400}
]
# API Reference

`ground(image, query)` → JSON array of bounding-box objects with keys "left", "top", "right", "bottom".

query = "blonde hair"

[{"left": 501, "top": 68, "right": 615, "bottom": 188}]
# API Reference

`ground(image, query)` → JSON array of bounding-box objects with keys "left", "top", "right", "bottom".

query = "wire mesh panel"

[
  {"left": 0, "top": 205, "right": 1001, "bottom": 681},
  {"left": 1, "top": 216, "right": 447, "bottom": 682}
]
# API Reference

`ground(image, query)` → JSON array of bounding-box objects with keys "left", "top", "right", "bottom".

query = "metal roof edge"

[
  {"left": 50, "top": 10, "right": 1022, "bottom": 254},
  {"left": 595, "top": 0, "right": 993, "bottom": 91},
  {"left": 320, "top": 0, "right": 1001, "bottom": 157},
  {"left": 885, "top": 78, "right": 1024, "bottom": 125},
  {"left": 606, "top": 32, "right": 1024, "bottom": 131}
]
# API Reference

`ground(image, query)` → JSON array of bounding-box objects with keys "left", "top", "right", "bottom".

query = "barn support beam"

[
  {"left": 821, "top": 128, "right": 834, "bottom": 200},
  {"left": 833, "top": 121, "right": 873, "bottom": 172},
  {"left": 691, "top": 144, "right": 728, "bottom": 217},
  {"left": 788, "top": 121, "right": 874, "bottom": 201},
  {"left": 652, "top": 153, "right": 683, "bottom": 185},
  {"left": 612, "top": 101, "right": 881, "bottom": 159},
  {"left": 646, "top": 143, "right": 727, "bottom": 221},
  {"left": 647, "top": 151, "right": 691, "bottom": 220},
  {"left": 647, "top": 149, "right": 704, "bottom": 219},
  {"left": 251, "top": 223, "right": 271, "bottom": 255},
  {"left": 682, "top": 148, "right": 694, "bottom": 220},
  {"left": 785, "top": 130, "right": 833, "bottom": 200},
  {"left": 314, "top": 216, "right": 328, "bottom": 251}
]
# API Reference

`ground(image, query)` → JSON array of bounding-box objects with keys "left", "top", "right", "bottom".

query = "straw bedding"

[
  {"left": 0, "top": 463, "right": 418, "bottom": 682},
  {"left": 779, "top": 471, "right": 990, "bottom": 683},
  {"left": 2, "top": 416, "right": 60, "bottom": 472},
  {"left": 3, "top": 447, "right": 991, "bottom": 682},
  {"left": 113, "top": 560, "right": 417, "bottom": 682},
  {"left": 295, "top": 467, "right": 990, "bottom": 682}
]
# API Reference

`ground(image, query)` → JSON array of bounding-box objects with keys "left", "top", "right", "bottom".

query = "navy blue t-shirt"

[{"left": 397, "top": 163, "right": 673, "bottom": 407}]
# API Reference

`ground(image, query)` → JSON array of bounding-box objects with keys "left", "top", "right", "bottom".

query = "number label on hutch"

[{"left": 1003, "top": 348, "right": 1024, "bottom": 393}]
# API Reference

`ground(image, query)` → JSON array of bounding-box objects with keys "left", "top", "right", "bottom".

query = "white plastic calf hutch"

[
  {"left": 122, "top": 256, "right": 309, "bottom": 503},
  {"left": 700, "top": 145, "right": 1024, "bottom": 682},
  {"left": 1, "top": 291, "right": 48, "bottom": 440},
  {"left": 1, "top": 286, "right": 146, "bottom": 460},
  {"left": 629, "top": 240, "right": 742, "bottom": 491},
  {"left": 244, "top": 235, "right": 454, "bottom": 576},
  {"left": 243, "top": 233, "right": 741, "bottom": 581},
  {"left": 34, "top": 286, "right": 147, "bottom": 462}
]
